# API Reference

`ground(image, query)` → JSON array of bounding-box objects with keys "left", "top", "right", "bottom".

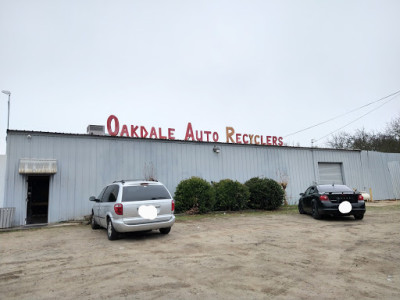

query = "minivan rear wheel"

[
  {"left": 160, "top": 227, "right": 171, "bottom": 234},
  {"left": 107, "top": 218, "right": 119, "bottom": 240}
]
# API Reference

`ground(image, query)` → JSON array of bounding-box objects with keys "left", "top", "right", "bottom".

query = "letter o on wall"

[
  {"left": 213, "top": 132, "right": 219, "bottom": 142},
  {"left": 107, "top": 115, "right": 119, "bottom": 136}
]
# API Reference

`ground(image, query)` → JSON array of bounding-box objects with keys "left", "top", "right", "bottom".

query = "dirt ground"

[{"left": 1, "top": 202, "right": 399, "bottom": 300}]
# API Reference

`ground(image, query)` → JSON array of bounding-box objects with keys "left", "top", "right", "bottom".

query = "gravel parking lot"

[{"left": 1, "top": 202, "right": 399, "bottom": 300}]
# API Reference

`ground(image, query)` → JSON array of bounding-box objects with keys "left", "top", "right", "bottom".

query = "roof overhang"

[{"left": 19, "top": 158, "right": 57, "bottom": 174}]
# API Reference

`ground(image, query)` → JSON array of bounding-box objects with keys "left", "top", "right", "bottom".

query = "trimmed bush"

[
  {"left": 214, "top": 179, "right": 250, "bottom": 211},
  {"left": 245, "top": 177, "right": 284, "bottom": 210},
  {"left": 174, "top": 177, "right": 215, "bottom": 214}
]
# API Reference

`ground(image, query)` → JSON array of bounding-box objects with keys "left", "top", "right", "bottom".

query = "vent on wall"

[{"left": 87, "top": 125, "right": 105, "bottom": 135}]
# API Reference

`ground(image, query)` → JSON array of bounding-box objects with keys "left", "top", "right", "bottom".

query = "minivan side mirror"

[{"left": 89, "top": 196, "right": 99, "bottom": 202}]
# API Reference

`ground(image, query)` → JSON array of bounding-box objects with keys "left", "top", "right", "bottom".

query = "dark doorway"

[{"left": 26, "top": 176, "right": 50, "bottom": 224}]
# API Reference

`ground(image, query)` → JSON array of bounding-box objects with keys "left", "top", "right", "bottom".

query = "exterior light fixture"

[
  {"left": 1, "top": 90, "right": 11, "bottom": 130},
  {"left": 213, "top": 145, "right": 221, "bottom": 153}
]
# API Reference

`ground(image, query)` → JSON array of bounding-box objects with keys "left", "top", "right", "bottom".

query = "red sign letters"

[{"left": 107, "top": 115, "right": 283, "bottom": 146}]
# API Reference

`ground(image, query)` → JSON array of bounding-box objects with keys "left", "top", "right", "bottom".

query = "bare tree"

[
  {"left": 386, "top": 115, "right": 400, "bottom": 138},
  {"left": 327, "top": 115, "right": 400, "bottom": 153},
  {"left": 277, "top": 170, "right": 289, "bottom": 206}
]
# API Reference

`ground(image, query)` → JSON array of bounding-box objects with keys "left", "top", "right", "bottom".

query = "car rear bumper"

[
  {"left": 318, "top": 202, "right": 366, "bottom": 216},
  {"left": 112, "top": 215, "right": 175, "bottom": 233}
]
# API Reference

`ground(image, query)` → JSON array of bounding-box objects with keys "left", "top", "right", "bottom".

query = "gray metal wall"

[
  {"left": 0, "top": 155, "right": 6, "bottom": 207},
  {"left": 4, "top": 131, "right": 400, "bottom": 226}
]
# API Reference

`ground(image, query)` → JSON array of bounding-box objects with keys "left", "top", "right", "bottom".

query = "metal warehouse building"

[{"left": 3, "top": 129, "right": 400, "bottom": 227}]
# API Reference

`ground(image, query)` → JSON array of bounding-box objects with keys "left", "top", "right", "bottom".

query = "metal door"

[{"left": 26, "top": 176, "right": 50, "bottom": 224}]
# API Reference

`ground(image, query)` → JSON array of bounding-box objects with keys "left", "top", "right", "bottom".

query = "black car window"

[
  {"left": 310, "top": 187, "right": 315, "bottom": 194},
  {"left": 317, "top": 185, "right": 353, "bottom": 193},
  {"left": 108, "top": 185, "right": 119, "bottom": 202},
  {"left": 122, "top": 185, "right": 171, "bottom": 202},
  {"left": 305, "top": 187, "right": 312, "bottom": 195}
]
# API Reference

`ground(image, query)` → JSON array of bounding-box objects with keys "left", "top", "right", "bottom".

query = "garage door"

[{"left": 318, "top": 163, "right": 344, "bottom": 185}]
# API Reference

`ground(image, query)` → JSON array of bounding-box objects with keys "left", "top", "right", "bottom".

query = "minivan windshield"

[{"left": 122, "top": 185, "right": 171, "bottom": 202}]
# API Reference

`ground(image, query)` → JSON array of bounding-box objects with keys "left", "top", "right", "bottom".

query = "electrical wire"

[
  {"left": 314, "top": 94, "right": 400, "bottom": 143},
  {"left": 284, "top": 89, "right": 400, "bottom": 138}
]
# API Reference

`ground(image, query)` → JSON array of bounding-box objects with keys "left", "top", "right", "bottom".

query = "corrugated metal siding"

[
  {"left": 313, "top": 149, "right": 366, "bottom": 191},
  {"left": 4, "top": 131, "right": 400, "bottom": 226},
  {"left": 361, "top": 151, "right": 397, "bottom": 200},
  {"left": 388, "top": 161, "right": 400, "bottom": 199},
  {"left": 0, "top": 155, "right": 6, "bottom": 207}
]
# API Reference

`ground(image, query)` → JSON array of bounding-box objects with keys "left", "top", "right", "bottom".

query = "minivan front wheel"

[
  {"left": 91, "top": 212, "right": 100, "bottom": 229},
  {"left": 107, "top": 218, "right": 119, "bottom": 240}
]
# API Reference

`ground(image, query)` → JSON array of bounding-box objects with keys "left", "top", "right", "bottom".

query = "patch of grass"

[
  {"left": 366, "top": 202, "right": 400, "bottom": 211},
  {"left": 175, "top": 202, "right": 400, "bottom": 222},
  {"left": 274, "top": 205, "right": 299, "bottom": 214},
  {"left": 175, "top": 205, "right": 299, "bottom": 222}
]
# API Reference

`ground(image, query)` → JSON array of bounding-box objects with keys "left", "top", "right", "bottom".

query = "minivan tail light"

[
  {"left": 114, "top": 203, "right": 123, "bottom": 215},
  {"left": 319, "top": 195, "right": 329, "bottom": 201},
  {"left": 171, "top": 199, "right": 175, "bottom": 212},
  {"left": 358, "top": 194, "right": 364, "bottom": 202}
]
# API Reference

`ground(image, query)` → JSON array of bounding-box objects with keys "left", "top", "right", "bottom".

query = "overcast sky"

[{"left": 1, "top": 0, "right": 399, "bottom": 154}]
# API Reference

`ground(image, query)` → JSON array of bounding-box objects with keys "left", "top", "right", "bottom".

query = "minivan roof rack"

[{"left": 112, "top": 179, "right": 158, "bottom": 184}]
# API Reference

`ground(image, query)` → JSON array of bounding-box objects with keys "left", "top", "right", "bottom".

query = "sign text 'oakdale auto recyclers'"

[{"left": 107, "top": 115, "right": 283, "bottom": 146}]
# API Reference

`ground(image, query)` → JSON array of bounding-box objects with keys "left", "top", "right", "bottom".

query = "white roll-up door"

[{"left": 318, "top": 163, "right": 344, "bottom": 184}]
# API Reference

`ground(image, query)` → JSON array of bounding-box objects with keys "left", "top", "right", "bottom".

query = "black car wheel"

[
  {"left": 91, "top": 211, "right": 100, "bottom": 229},
  {"left": 312, "top": 201, "right": 321, "bottom": 220},
  {"left": 298, "top": 200, "right": 306, "bottom": 214},
  {"left": 160, "top": 227, "right": 171, "bottom": 234},
  {"left": 107, "top": 218, "right": 119, "bottom": 240},
  {"left": 354, "top": 214, "right": 364, "bottom": 220}
]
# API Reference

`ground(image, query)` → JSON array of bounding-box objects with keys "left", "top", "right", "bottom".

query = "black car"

[{"left": 298, "top": 184, "right": 365, "bottom": 220}]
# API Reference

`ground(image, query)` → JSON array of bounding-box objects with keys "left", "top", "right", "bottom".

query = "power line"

[
  {"left": 314, "top": 94, "right": 400, "bottom": 143},
  {"left": 284, "top": 89, "right": 400, "bottom": 138}
]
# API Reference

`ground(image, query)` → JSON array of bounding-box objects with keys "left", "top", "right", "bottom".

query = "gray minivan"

[{"left": 90, "top": 180, "right": 175, "bottom": 240}]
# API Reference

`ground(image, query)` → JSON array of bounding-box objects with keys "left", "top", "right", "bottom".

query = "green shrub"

[
  {"left": 174, "top": 177, "right": 215, "bottom": 214},
  {"left": 245, "top": 177, "right": 284, "bottom": 210},
  {"left": 214, "top": 179, "right": 250, "bottom": 211}
]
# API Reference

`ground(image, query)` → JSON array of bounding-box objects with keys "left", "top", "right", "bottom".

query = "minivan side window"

[
  {"left": 97, "top": 187, "right": 107, "bottom": 201},
  {"left": 108, "top": 185, "right": 119, "bottom": 202},
  {"left": 101, "top": 186, "right": 112, "bottom": 202}
]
